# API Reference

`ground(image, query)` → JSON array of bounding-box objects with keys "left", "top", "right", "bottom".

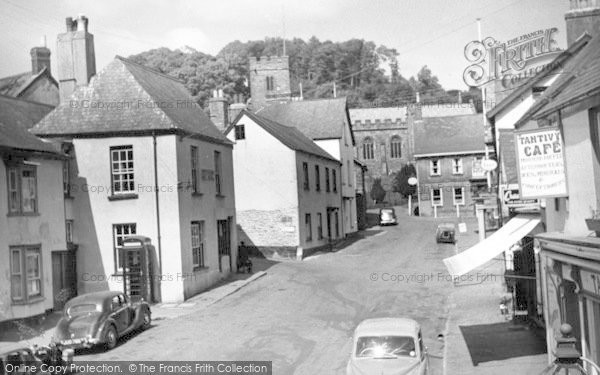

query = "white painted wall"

[
  {"left": 0, "top": 157, "right": 66, "bottom": 321},
  {"left": 546, "top": 110, "right": 599, "bottom": 236}
]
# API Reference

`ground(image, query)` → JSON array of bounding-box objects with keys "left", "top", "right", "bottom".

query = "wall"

[
  {"left": 295, "top": 152, "right": 343, "bottom": 255},
  {"left": 227, "top": 114, "right": 299, "bottom": 252},
  {"left": 353, "top": 119, "right": 410, "bottom": 190},
  {"left": 70, "top": 135, "right": 186, "bottom": 302},
  {"left": 176, "top": 137, "right": 237, "bottom": 299},
  {"left": 545, "top": 109, "right": 599, "bottom": 235},
  {"left": 0, "top": 156, "right": 66, "bottom": 321},
  {"left": 416, "top": 154, "right": 485, "bottom": 217},
  {"left": 18, "top": 77, "right": 59, "bottom": 107}
]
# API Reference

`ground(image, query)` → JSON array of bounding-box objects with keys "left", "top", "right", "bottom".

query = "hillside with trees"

[{"left": 128, "top": 37, "right": 480, "bottom": 109}]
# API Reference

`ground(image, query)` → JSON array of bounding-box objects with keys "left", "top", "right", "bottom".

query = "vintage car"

[
  {"left": 52, "top": 291, "right": 151, "bottom": 350},
  {"left": 379, "top": 207, "right": 398, "bottom": 226},
  {"left": 0, "top": 344, "right": 73, "bottom": 375},
  {"left": 436, "top": 223, "right": 456, "bottom": 244},
  {"left": 346, "top": 318, "right": 429, "bottom": 375}
]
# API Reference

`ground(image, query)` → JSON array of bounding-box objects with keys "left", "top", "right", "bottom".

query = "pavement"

[{"left": 443, "top": 218, "right": 549, "bottom": 375}]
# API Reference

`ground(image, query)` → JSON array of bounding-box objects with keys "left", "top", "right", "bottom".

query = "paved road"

[{"left": 77, "top": 214, "right": 473, "bottom": 374}]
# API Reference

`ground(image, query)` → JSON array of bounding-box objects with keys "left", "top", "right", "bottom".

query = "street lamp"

[
  {"left": 408, "top": 176, "right": 418, "bottom": 216},
  {"left": 538, "top": 324, "right": 600, "bottom": 375}
]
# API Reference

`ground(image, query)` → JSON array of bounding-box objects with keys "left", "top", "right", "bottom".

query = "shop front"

[{"left": 538, "top": 233, "right": 600, "bottom": 374}]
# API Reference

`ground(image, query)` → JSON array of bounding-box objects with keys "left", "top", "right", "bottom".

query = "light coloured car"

[
  {"left": 346, "top": 318, "right": 429, "bottom": 375},
  {"left": 379, "top": 208, "right": 397, "bottom": 226}
]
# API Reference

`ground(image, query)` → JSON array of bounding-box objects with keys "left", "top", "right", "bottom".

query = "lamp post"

[
  {"left": 408, "top": 176, "right": 418, "bottom": 216},
  {"left": 538, "top": 324, "right": 600, "bottom": 375}
]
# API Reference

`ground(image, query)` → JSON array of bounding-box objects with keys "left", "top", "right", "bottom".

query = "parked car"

[
  {"left": 436, "top": 223, "right": 456, "bottom": 244},
  {"left": 346, "top": 318, "right": 429, "bottom": 375},
  {"left": 0, "top": 344, "right": 73, "bottom": 375},
  {"left": 379, "top": 207, "right": 397, "bottom": 226},
  {"left": 52, "top": 291, "right": 151, "bottom": 350}
]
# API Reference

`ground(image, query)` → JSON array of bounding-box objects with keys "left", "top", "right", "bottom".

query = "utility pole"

[
  {"left": 333, "top": 81, "right": 337, "bottom": 98},
  {"left": 477, "top": 18, "right": 492, "bottom": 191}
]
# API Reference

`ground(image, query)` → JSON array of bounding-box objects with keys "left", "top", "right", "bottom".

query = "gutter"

[{"left": 152, "top": 133, "right": 163, "bottom": 280}]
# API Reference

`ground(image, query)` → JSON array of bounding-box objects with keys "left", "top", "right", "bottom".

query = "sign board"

[
  {"left": 408, "top": 177, "right": 418, "bottom": 186},
  {"left": 481, "top": 159, "right": 498, "bottom": 171},
  {"left": 472, "top": 158, "right": 486, "bottom": 179},
  {"left": 458, "top": 223, "right": 467, "bottom": 233},
  {"left": 501, "top": 185, "right": 539, "bottom": 208},
  {"left": 515, "top": 127, "right": 567, "bottom": 199}
]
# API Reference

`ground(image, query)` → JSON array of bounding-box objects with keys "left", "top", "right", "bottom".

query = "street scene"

[{"left": 2, "top": 0, "right": 600, "bottom": 374}]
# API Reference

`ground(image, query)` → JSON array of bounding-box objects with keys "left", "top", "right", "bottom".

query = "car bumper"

[
  {"left": 55, "top": 337, "right": 102, "bottom": 349},
  {"left": 380, "top": 220, "right": 397, "bottom": 225}
]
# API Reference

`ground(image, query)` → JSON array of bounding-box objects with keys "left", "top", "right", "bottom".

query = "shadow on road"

[{"left": 459, "top": 322, "right": 546, "bottom": 365}]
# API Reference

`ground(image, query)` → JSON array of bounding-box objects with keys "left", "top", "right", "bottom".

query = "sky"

[{"left": 0, "top": 0, "right": 569, "bottom": 90}]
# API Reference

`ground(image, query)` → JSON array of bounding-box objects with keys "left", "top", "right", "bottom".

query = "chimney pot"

[{"left": 66, "top": 17, "right": 73, "bottom": 31}]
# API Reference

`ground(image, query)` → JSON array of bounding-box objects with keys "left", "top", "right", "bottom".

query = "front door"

[
  {"left": 51, "top": 251, "right": 76, "bottom": 310},
  {"left": 217, "top": 220, "right": 231, "bottom": 272}
]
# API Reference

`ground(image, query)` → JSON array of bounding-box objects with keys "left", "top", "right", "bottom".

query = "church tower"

[{"left": 249, "top": 55, "right": 291, "bottom": 110}]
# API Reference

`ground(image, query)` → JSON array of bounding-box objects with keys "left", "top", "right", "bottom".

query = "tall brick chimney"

[
  {"left": 30, "top": 37, "right": 51, "bottom": 75},
  {"left": 209, "top": 89, "right": 229, "bottom": 131},
  {"left": 57, "top": 15, "right": 96, "bottom": 102},
  {"left": 565, "top": 0, "right": 600, "bottom": 46}
]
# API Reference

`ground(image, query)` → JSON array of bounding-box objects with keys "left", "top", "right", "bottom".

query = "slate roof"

[
  {"left": 0, "top": 67, "right": 57, "bottom": 98},
  {"left": 256, "top": 97, "right": 353, "bottom": 142},
  {"left": 235, "top": 110, "right": 339, "bottom": 162},
  {"left": 0, "top": 95, "right": 59, "bottom": 154},
  {"left": 498, "top": 129, "right": 518, "bottom": 184},
  {"left": 413, "top": 114, "right": 485, "bottom": 156},
  {"left": 514, "top": 34, "right": 600, "bottom": 126},
  {"left": 31, "top": 57, "right": 230, "bottom": 145}
]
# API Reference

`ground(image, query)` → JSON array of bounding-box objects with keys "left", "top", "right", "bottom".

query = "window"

[
  {"left": 317, "top": 213, "right": 323, "bottom": 240},
  {"left": 66, "top": 220, "right": 74, "bottom": 243},
  {"left": 431, "top": 188, "right": 443, "bottom": 206},
  {"left": 214, "top": 151, "right": 222, "bottom": 195},
  {"left": 191, "top": 221, "right": 205, "bottom": 268},
  {"left": 7, "top": 164, "right": 37, "bottom": 214},
  {"left": 110, "top": 146, "right": 134, "bottom": 195},
  {"left": 305, "top": 213, "right": 312, "bottom": 241},
  {"left": 452, "top": 158, "right": 463, "bottom": 174},
  {"left": 453, "top": 187, "right": 465, "bottom": 205},
  {"left": 325, "top": 167, "right": 330, "bottom": 192},
  {"left": 362, "top": 138, "right": 374, "bottom": 160},
  {"left": 266, "top": 76, "right": 275, "bottom": 91},
  {"left": 113, "top": 223, "right": 136, "bottom": 272},
  {"left": 63, "top": 160, "right": 70, "bottom": 195},
  {"left": 315, "top": 165, "right": 321, "bottom": 191},
  {"left": 430, "top": 160, "right": 440, "bottom": 176},
  {"left": 11, "top": 246, "right": 42, "bottom": 302},
  {"left": 234, "top": 124, "right": 245, "bottom": 140},
  {"left": 332, "top": 169, "right": 337, "bottom": 192},
  {"left": 191, "top": 146, "right": 199, "bottom": 194},
  {"left": 390, "top": 136, "right": 402, "bottom": 158},
  {"left": 303, "top": 162, "right": 309, "bottom": 190}
]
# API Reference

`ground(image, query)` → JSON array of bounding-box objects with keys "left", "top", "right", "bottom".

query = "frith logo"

[{"left": 463, "top": 28, "right": 561, "bottom": 88}]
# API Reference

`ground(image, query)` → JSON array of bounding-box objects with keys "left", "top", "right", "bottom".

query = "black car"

[
  {"left": 52, "top": 291, "right": 151, "bottom": 350},
  {"left": 436, "top": 223, "right": 456, "bottom": 244}
]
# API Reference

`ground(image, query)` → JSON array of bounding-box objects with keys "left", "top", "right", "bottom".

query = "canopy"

[{"left": 443, "top": 214, "right": 541, "bottom": 276}]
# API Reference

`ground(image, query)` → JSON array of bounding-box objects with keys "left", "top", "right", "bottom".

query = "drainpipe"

[{"left": 152, "top": 133, "right": 163, "bottom": 280}]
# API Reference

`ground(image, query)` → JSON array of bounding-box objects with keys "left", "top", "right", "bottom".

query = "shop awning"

[{"left": 443, "top": 214, "right": 541, "bottom": 276}]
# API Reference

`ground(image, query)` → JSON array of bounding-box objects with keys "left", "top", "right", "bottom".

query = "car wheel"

[
  {"left": 142, "top": 309, "right": 151, "bottom": 329},
  {"left": 104, "top": 325, "right": 118, "bottom": 350}
]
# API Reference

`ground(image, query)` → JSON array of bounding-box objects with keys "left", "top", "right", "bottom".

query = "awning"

[{"left": 443, "top": 214, "right": 541, "bottom": 276}]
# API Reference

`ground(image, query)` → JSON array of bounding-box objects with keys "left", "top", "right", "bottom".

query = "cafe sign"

[{"left": 515, "top": 127, "right": 567, "bottom": 199}]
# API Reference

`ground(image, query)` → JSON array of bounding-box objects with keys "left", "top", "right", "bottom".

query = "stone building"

[{"left": 249, "top": 55, "right": 292, "bottom": 110}]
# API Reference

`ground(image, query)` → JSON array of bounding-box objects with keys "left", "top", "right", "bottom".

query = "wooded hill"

[{"left": 128, "top": 37, "right": 480, "bottom": 109}]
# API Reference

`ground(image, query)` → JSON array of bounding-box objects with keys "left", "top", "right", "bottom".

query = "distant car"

[
  {"left": 379, "top": 208, "right": 397, "bottom": 226},
  {"left": 346, "top": 318, "right": 429, "bottom": 375},
  {"left": 52, "top": 291, "right": 151, "bottom": 350},
  {"left": 436, "top": 223, "right": 456, "bottom": 244}
]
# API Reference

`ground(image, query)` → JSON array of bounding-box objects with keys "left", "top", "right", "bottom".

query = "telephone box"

[{"left": 120, "top": 236, "right": 159, "bottom": 302}]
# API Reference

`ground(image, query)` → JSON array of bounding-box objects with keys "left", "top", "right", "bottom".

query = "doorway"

[
  {"left": 51, "top": 250, "right": 77, "bottom": 310},
  {"left": 217, "top": 219, "right": 231, "bottom": 272}
]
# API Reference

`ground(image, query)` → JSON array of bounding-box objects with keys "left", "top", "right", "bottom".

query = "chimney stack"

[
  {"left": 458, "top": 91, "right": 463, "bottom": 104},
  {"left": 57, "top": 14, "right": 96, "bottom": 102},
  {"left": 30, "top": 38, "right": 51, "bottom": 75},
  {"left": 209, "top": 89, "right": 229, "bottom": 131},
  {"left": 565, "top": 0, "right": 600, "bottom": 47},
  {"left": 416, "top": 92, "right": 420, "bottom": 103}
]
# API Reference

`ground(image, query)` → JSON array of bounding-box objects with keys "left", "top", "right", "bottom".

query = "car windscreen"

[
  {"left": 381, "top": 209, "right": 394, "bottom": 216},
  {"left": 67, "top": 303, "right": 101, "bottom": 316},
  {"left": 355, "top": 336, "right": 416, "bottom": 358}
]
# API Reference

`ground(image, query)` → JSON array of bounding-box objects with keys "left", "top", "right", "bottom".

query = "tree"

[
  {"left": 370, "top": 178, "right": 387, "bottom": 204},
  {"left": 392, "top": 164, "right": 417, "bottom": 197}
]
